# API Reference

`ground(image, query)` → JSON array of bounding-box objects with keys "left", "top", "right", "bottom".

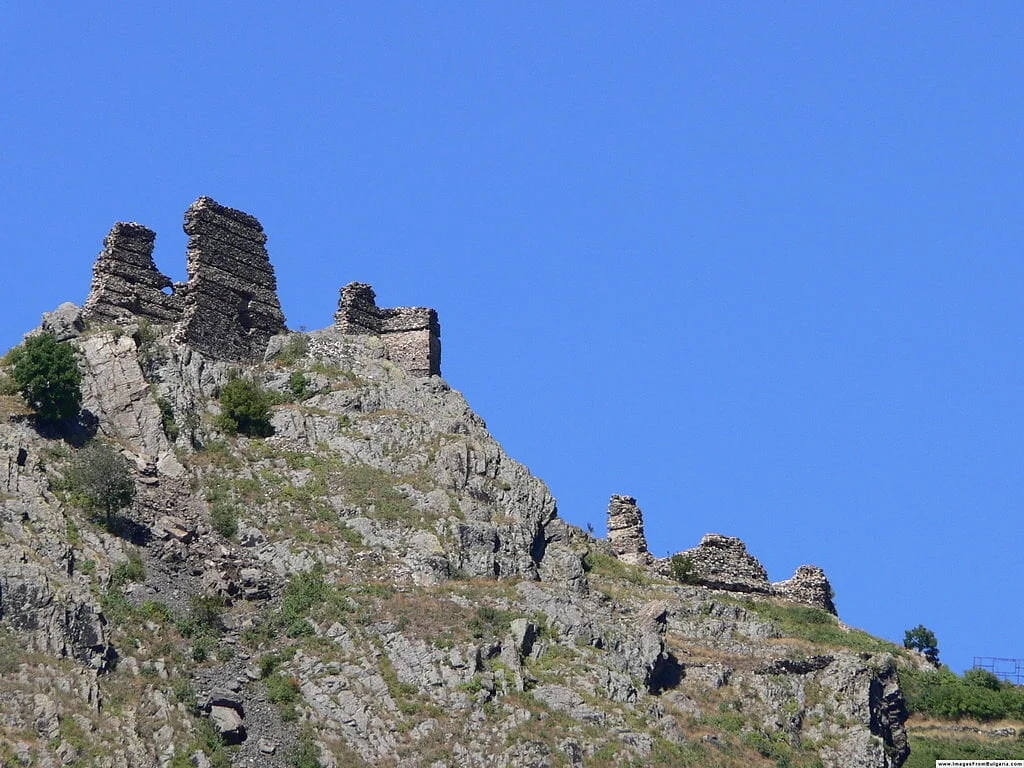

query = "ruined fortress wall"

[
  {"left": 335, "top": 282, "right": 441, "bottom": 376},
  {"left": 606, "top": 495, "right": 652, "bottom": 565},
  {"left": 772, "top": 565, "right": 837, "bottom": 615},
  {"left": 80, "top": 199, "right": 440, "bottom": 372},
  {"left": 82, "top": 222, "right": 182, "bottom": 324},
  {"left": 174, "top": 197, "right": 286, "bottom": 361}
]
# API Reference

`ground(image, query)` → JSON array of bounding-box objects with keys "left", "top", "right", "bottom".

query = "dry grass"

[{"left": 0, "top": 394, "right": 33, "bottom": 419}]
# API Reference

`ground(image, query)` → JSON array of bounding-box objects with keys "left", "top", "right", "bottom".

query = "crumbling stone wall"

[
  {"left": 82, "top": 222, "right": 182, "bottom": 325},
  {"left": 335, "top": 282, "right": 441, "bottom": 376},
  {"left": 680, "top": 534, "right": 773, "bottom": 594},
  {"left": 772, "top": 565, "right": 837, "bottom": 614},
  {"left": 606, "top": 494, "right": 837, "bottom": 613},
  {"left": 174, "top": 197, "right": 286, "bottom": 361},
  {"left": 606, "top": 495, "right": 652, "bottom": 565}
]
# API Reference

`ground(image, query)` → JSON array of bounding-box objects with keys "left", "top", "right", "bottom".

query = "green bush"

[
  {"left": 65, "top": 441, "right": 136, "bottom": 524},
  {"left": 670, "top": 554, "right": 696, "bottom": 584},
  {"left": 7, "top": 333, "right": 82, "bottom": 424},
  {"left": 901, "top": 666, "right": 1024, "bottom": 722},
  {"left": 216, "top": 378, "right": 274, "bottom": 437},
  {"left": 178, "top": 595, "right": 225, "bottom": 639},
  {"left": 210, "top": 501, "right": 239, "bottom": 539},
  {"left": 288, "top": 371, "right": 311, "bottom": 400},
  {"left": 110, "top": 552, "right": 145, "bottom": 586},
  {"left": 156, "top": 396, "right": 179, "bottom": 441}
]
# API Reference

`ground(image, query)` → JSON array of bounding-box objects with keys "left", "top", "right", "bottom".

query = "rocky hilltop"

[{"left": 1, "top": 199, "right": 916, "bottom": 767}]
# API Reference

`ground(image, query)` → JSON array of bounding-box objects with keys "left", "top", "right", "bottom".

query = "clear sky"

[{"left": 2, "top": 3, "right": 1021, "bottom": 675}]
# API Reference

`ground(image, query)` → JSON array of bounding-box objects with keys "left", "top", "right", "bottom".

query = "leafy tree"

[
  {"left": 7, "top": 333, "right": 82, "bottom": 424},
  {"left": 65, "top": 441, "right": 136, "bottom": 524},
  {"left": 904, "top": 624, "right": 941, "bottom": 666},
  {"left": 216, "top": 378, "right": 274, "bottom": 437}
]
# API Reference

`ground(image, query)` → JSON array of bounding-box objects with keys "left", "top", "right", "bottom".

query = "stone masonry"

[
  {"left": 174, "top": 197, "right": 287, "bottom": 361},
  {"left": 82, "top": 222, "right": 182, "bottom": 325},
  {"left": 335, "top": 282, "right": 441, "bottom": 376},
  {"left": 606, "top": 495, "right": 652, "bottom": 565},
  {"left": 77, "top": 199, "right": 443, "bottom": 372},
  {"left": 607, "top": 494, "right": 838, "bottom": 613},
  {"left": 679, "top": 534, "right": 773, "bottom": 594},
  {"left": 772, "top": 565, "right": 837, "bottom": 615}
]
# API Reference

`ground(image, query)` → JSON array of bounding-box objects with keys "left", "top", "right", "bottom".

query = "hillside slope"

[{"left": 0, "top": 199, "right": 914, "bottom": 768}]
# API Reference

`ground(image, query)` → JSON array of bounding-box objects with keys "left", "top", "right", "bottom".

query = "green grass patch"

[
  {"left": 905, "top": 734, "right": 1024, "bottom": 767},
  {"left": 743, "top": 600, "right": 900, "bottom": 654},
  {"left": 581, "top": 550, "right": 653, "bottom": 586}
]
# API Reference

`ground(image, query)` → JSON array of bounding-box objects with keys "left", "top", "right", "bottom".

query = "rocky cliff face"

[{"left": 0, "top": 200, "right": 913, "bottom": 768}]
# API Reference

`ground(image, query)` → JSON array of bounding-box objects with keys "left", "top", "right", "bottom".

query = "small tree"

[
  {"left": 216, "top": 378, "right": 274, "bottom": 437},
  {"left": 7, "top": 333, "right": 82, "bottom": 424},
  {"left": 670, "top": 554, "right": 697, "bottom": 584},
  {"left": 904, "top": 624, "right": 941, "bottom": 666},
  {"left": 65, "top": 441, "right": 136, "bottom": 525}
]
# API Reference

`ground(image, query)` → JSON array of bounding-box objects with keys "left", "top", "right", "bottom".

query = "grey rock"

[
  {"left": 209, "top": 705, "right": 246, "bottom": 743},
  {"left": 40, "top": 302, "right": 85, "bottom": 341}
]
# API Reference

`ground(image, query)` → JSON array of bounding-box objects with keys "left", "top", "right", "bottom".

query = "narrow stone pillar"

[{"left": 607, "top": 495, "right": 652, "bottom": 565}]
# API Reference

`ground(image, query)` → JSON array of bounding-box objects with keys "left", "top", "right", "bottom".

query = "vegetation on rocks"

[
  {"left": 64, "top": 439, "right": 136, "bottom": 525},
  {"left": 216, "top": 377, "right": 275, "bottom": 436},
  {"left": 6, "top": 332, "right": 82, "bottom": 424}
]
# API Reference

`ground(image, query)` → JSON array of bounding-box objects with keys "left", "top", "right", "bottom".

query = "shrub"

[
  {"left": 216, "top": 378, "right": 274, "bottom": 437},
  {"left": 110, "top": 552, "right": 145, "bottom": 586},
  {"left": 210, "top": 501, "right": 239, "bottom": 539},
  {"left": 670, "top": 554, "right": 696, "bottom": 584},
  {"left": 288, "top": 371, "right": 311, "bottom": 400},
  {"left": 156, "top": 396, "right": 179, "bottom": 441},
  {"left": 65, "top": 441, "right": 136, "bottom": 524},
  {"left": 178, "top": 595, "right": 225, "bottom": 639},
  {"left": 274, "top": 334, "right": 309, "bottom": 365},
  {"left": 902, "top": 666, "right": 1024, "bottom": 722},
  {"left": 7, "top": 333, "right": 82, "bottom": 424}
]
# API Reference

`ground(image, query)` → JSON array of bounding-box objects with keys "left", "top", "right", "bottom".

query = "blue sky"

[{"left": 3, "top": 3, "right": 1022, "bottom": 674}]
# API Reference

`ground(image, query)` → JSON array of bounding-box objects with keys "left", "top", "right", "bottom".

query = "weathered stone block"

[{"left": 335, "top": 282, "right": 441, "bottom": 376}]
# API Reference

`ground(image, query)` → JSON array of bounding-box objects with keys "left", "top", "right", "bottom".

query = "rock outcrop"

[
  {"left": 82, "top": 222, "right": 181, "bottom": 325},
  {"left": 335, "top": 282, "right": 441, "bottom": 376},
  {"left": 174, "top": 197, "right": 287, "bottom": 361},
  {"left": 606, "top": 494, "right": 652, "bottom": 565},
  {"left": 0, "top": 201, "right": 910, "bottom": 768}
]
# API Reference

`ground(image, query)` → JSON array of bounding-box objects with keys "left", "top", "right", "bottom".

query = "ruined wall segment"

[
  {"left": 174, "top": 197, "right": 286, "bottom": 361},
  {"left": 678, "top": 534, "right": 772, "bottom": 594},
  {"left": 335, "top": 282, "right": 441, "bottom": 376},
  {"left": 82, "top": 222, "right": 182, "bottom": 325},
  {"left": 606, "top": 494, "right": 653, "bottom": 565},
  {"left": 772, "top": 564, "right": 837, "bottom": 615}
]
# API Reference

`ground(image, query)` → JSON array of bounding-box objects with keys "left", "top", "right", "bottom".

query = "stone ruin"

[
  {"left": 174, "top": 197, "right": 286, "bottom": 361},
  {"left": 76, "top": 197, "right": 440, "bottom": 375},
  {"left": 335, "top": 282, "right": 441, "bottom": 377},
  {"left": 605, "top": 494, "right": 837, "bottom": 614},
  {"left": 82, "top": 222, "right": 181, "bottom": 325},
  {"left": 607, "top": 495, "right": 653, "bottom": 565}
]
